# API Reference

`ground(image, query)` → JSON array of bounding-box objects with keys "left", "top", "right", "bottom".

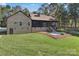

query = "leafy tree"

[
  {"left": 48, "top": 3, "right": 69, "bottom": 30},
  {"left": 14, "top": 5, "right": 22, "bottom": 11},
  {"left": 68, "top": 3, "right": 79, "bottom": 30},
  {"left": 32, "top": 11, "right": 38, "bottom": 14},
  {"left": 38, "top": 3, "right": 49, "bottom": 15},
  {"left": 6, "top": 5, "right": 11, "bottom": 9},
  {"left": 23, "top": 8, "right": 30, "bottom": 16},
  {"left": 48, "top": 3, "right": 58, "bottom": 16}
]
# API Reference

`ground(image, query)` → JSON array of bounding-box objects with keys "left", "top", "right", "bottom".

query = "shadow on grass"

[
  {"left": 65, "top": 31, "right": 79, "bottom": 37},
  {"left": 57, "top": 29, "right": 79, "bottom": 37}
]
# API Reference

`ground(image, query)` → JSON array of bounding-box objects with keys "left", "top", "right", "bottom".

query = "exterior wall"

[
  {"left": 7, "top": 12, "right": 31, "bottom": 34},
  {"left": 32, "top": 27, "right": 49, "bottom": 32}
]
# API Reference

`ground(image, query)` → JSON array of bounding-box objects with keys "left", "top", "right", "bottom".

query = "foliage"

[
  {"left": 38, "top": 3, "right": 49, "bottom": 15},
  {"left": 23, "top": 8, "right": 30, "bottom": 16},
  {"left": 6, "top": 5, "right": 11, "bottom": 9},
  {"left": 32, "top": 11, "right": 38, "bottom": 14},
  {"left": 68, "top": 4, "right": 79, "bottom": 30},
  {"left": 43, "top": 3, "right": 79, "bottom": 31}
]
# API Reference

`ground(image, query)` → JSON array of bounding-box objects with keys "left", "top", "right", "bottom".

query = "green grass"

[{"left": 0, "top": 33, "right": 79, "bottom": 55}]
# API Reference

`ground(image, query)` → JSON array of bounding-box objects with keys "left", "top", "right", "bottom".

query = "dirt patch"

[{"left": 39, "top": 32, "right": 71, "bottom": 39}]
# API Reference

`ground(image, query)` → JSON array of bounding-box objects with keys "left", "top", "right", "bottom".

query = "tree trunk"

[{"left": 74, "top": 17, "right": 77, "bottom": 31}]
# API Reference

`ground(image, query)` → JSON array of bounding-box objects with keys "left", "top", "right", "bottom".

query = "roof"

[
  {"left": 30, "top": 14, "right": 56, "bottom": 21},
  {"left": 6, "top": 11, "right": 30, "bottom": 19},
  {"left": 6, "top": 11, "right": 57, "bottom": 21}
]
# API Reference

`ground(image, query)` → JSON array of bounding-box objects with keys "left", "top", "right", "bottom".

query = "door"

[{"left": 9, "top": 28, "right": 13, "bottom": 34}]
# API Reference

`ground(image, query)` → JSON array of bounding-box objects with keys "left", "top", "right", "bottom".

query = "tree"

[
  {"left": 14, "top": 5, "right": 22, "bottom": 11},
  {"left": 1, "top": 5, "right": 11, "bottom": 27},
  {"left": 68, "top": 3, "right": 79, "bottom": 30},
  {"left": 48, "top": 3, "right": 58, "bottom": 16},
  {"left": 32, "top": 11, "right": 38, "bottom": 14},
  {"left": 38, "top": 7, "right": 43, "bottom": 14},
  {"left": 39, "top": 3, "right": 79, "bottom": 31},
  {"left": 48, "top": 3, "right": 69, "bottom": 30},
  {"left": 23, "top": 8, "right": 30, "bottom": 17},
  {"left": 6, "top": 5, "right": 11, "bottom": 9},
  {"left": 23, "top": 8, "right": 29, "bottom": 14},
  {"left": 38, "top": 3, "right": 49, "bottom": 15}
]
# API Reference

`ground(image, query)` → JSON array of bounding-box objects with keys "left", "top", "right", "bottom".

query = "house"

[{"left": 7, "top": 11, "right": 58, "bottom": 34}]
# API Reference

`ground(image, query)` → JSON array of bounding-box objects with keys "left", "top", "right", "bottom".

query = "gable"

[{"left": 7, "top": 11, "right": 31, "bottom": 21}]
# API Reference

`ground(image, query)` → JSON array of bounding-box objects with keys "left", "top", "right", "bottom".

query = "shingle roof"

[
  {"left": 30, "top": 14, "right": 56, "bottom": 21},
  {"left": 6, "top": 11, "right": 57, "bottom": 21},
  {"left": 6, "top": 11, "right": 30, "bottom": 19}
]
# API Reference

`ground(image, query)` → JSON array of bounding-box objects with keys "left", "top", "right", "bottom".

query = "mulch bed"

[{"left": 39, "top": 32, "right": 71, "bottom": 39}]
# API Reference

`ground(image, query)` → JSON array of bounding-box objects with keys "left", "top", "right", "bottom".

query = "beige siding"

[
  {"left": 7, "top": 12, "right": 31, "bottom": 34},
  {"left": 32, "top": 27, "right": 49, "bottom": 32}
]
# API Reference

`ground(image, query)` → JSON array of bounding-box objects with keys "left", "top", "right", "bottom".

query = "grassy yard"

[{"left": 0, "top": 33, "right": 79, "bottom": 56}]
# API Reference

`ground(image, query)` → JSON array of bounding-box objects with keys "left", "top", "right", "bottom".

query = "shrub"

[{"left": 60, "top": 32, "right": 64, "bottom": 35}]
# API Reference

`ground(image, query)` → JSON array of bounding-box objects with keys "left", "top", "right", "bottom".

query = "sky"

[{"left": 0, "top": 3, "right": 43, "bottom": 12}]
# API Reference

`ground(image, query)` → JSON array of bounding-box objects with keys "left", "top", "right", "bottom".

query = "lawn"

[{"left": 0, "top": 33, "right": 79, "bottom": 56}]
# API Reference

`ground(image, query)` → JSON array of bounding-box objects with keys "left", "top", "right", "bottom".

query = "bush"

[{"left": 60, "top": 32, "right": 64, "bottom": 35}]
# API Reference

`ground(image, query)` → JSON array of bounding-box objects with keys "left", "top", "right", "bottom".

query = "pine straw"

[{"left": 39, "top": 32, "right": 71, "bottom": 39}]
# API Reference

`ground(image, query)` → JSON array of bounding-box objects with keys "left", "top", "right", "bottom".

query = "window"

[
  {"left": 28, "top": 22, "right": 30, "bottom": 26},
  {"left": 32, "top": 20, "right": 49, "bottom": 27},
  {"left": 43, "top": 22, "right": 47, "bottom": 27},
  {"left": 32, "top": 21, "right": 43, "bottom": 27},
  {"left": 19, "top": 22, "right": 22, "bottom": 26}
]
